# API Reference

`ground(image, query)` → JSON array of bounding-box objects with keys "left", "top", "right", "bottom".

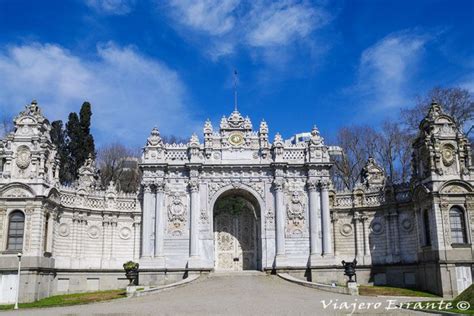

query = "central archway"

[{"left": 213, "top": 189, "right": 261, "bottom": 271}]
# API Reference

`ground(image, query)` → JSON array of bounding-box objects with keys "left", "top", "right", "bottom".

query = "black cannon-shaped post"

[{"left": 342, "top": 259, "right": 357, "bottom": 283}]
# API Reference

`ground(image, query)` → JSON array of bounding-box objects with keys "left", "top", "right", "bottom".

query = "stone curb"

[
  {"left": 126, "top": 274, "right": 200, "bottom": 298},
  {"left": 277, "top": 273, "right": 356, "bottom": 295}
]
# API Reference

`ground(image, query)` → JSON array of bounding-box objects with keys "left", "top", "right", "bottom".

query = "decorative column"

[
  {"left": 307, "top": 179, "right": 321, "bottom": 258},
  {"left": 142, "top": 183, "right": 155, "bottom": 258},
  {"left": 362, "top": 215, "right": 370, "bottom": 257},
  {"left": 45, "top": 210, "right": 54, "bottom": 254},
  {"left": 391, "top": 210, "right": 400, "bottom": 260},
  {"left": 154, "top": 181, "right": 165, "bottom": 258},
  {"left": 189, "top": 179, "right": 200, "bottom": 258},
  {"left": 273, "top": 179, "right": 286, "bottom": 257},
  {"left": 384, "top": 212, "right": 392, "bottom": 263},
  {"left": 320, "top": 181, "right": 333, "bottom": 256}
]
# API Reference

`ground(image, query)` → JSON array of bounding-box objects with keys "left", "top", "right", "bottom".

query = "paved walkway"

[{"left": 3, "top": 274, "right": 431, "bottom": 315}]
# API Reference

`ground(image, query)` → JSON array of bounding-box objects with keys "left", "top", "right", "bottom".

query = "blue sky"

[{"left": 0, "top": 0, "right": 473, "bottom": 147}]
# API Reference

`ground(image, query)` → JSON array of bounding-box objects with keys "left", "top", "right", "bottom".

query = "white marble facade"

[{"left": 0, "top": 101, "right": 473, "bottom": 301}]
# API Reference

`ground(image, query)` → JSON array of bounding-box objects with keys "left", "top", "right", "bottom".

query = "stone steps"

[{"left": 210, "top": 270, "right": 267, "bottom": 277}]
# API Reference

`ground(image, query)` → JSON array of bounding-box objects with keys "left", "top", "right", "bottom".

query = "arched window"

[
  {"left": 423, "top": 209, "right": 431, "bottom": 246},
  {"left": 450, "top": 207, "right": 468, "bottom": 244},
  {"left": 7, "top": 211, "right": 25, "bottom": 251}
]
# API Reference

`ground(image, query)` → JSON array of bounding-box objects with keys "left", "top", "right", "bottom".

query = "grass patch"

[
  {"left": 359, "top": 285, "right": 438, "bottom": 298},
  {"left": 402, "top": 285, "right": 474, "bottom": 314},
  {"left": 136, "top": 287, "right": 145, "bottom": 291},
  {"left": 402, "top": 300, "right": 474, "bottom": 314},
  {"left": 0, "top": 289, "right": 126, "bottom": 311}
]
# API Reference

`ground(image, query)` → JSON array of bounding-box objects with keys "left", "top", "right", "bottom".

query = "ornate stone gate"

[{"left": 214, "top": 192, "right": 260, "bottom": 271}]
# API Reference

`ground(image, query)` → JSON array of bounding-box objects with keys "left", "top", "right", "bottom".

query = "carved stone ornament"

[
  {"left": 340, "top": 223, "right": 353, "bottom": 236},
  {"left": 370, "top": 220, "right": 384, "bottom": 235},
  {"left": 400, "top": 217, "right": 414, "bottom": 233},
  {"left": 287, "top": 191, "right": 305, "bottom": 223},
  {"left": 147, "top": 127, "right": 163, "bottom": 146},
  {"left": 87, "top": 225, "right": 100, "bottom": 239},
  {"left": 119, "top": 227, "right": 132, "bottom": 239},
  {"left": 58, "top": 223, "right": 70, "bottom": 237},
  {"left": 441, "top": 145, "right": 455, "bottom": 166},
  {"left": 168, "top": 195, "right": 187, "bottom": 235},
  {"left": 16, "top": 146, "right": 31, "bottom": 169}
]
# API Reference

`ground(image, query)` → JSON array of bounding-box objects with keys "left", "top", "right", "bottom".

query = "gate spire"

[{"left": 233, "top": 69, "right": 238, "bottom": 112}]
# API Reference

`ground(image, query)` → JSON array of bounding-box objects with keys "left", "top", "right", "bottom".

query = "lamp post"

[{"left": 14, "top": 252, "right": 22, "bottom": 310}]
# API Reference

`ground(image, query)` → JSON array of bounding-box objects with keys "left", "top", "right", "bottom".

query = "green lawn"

[
  {"left": 402, "top": 284, "right": 474, "bottom": 314},
  {"left": 358, "top": 285, "right": 438, "bottom": 297},
  {"left": 0, "top": 289, "right": 126, "bottom": 310}
]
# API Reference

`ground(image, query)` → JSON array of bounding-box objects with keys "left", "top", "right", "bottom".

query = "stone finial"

[
  {"left": 146, "top": 127, "right": 163, "bottom": 147},
  {"left": 427, "top": 101, "right": 442, "bottom": 120},
  {"left": 203, "top": 119, "right": 213, "bottom": 134},
  {"left": 360, "top": 156, "right": 385, "bottom": 189},
  {"left": 220, "top": 115, "right": 228, "bottom": 129},
  {"left": 259, "top": 120, "right": 268, "bottom": 134},
  {"left": 309, "top": 125, "right": 323, "bottom": 145},
  {"left": 77, "top": 153, "right": 98, "bottom": 190},
  {"left": 188, "top": 133, "right": 200, "bottom": 147},
  {"left": 244, "top": 116, "right": 252, "bottom": 130},
  {"left": 273, "top": 133, "right": 284, "bottom": 146}
]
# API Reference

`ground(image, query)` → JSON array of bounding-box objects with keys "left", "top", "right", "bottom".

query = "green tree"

[
  {"left": 50, "top": 120, "right": 72, "bottom": 183},
  {"left": 51, "top": 102, "right": 96, "bottom": 185}
]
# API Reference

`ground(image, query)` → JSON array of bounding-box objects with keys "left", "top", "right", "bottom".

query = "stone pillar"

[
  {"left": 391, "top": 210, "right": 400, "bottom": 260},
  {"left": 307, "top": 180, "right": 321, "bottom": 257},
  {"left": 274, "top": 179, "right": 286, "bottom": 257},
  {"left": 45, "top": 211, "right": 54, "bottom": 254},
  {"left": 142, "top": 184, "right": 155, "bottom": 257},
  {"left": 384, "top": 213, "right": 392, "bottom": 263},
  {"left": 154, "top": 181, "right": 165, "bottom": 257},
  {"left": 320, "top": 181, "right": 333, "bottom": 256},
  {"left": 362, "top": 216, "right": 370, "bottom": 256},
  {"left": 189, "top": 180, "right": 200, "bottom": 258}
]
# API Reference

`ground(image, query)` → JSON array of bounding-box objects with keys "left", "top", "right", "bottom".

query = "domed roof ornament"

[
  {"left": 259, "top": 120, "right": 268, "bottom": 134},
  {"left": 203, "top": 119, "right": 213, "bottom": 134},
  {"left": 427, "top": 101, "right": 442, "bottom": 120},
  {"left": 309, "top": 125, "right": 323, "bottom": 145},
  {"left": 147, "top": 127, "right": 163, "bottom": 147},
  {"left": 188, "top": 133, "right": 200, "bottom": 147}
]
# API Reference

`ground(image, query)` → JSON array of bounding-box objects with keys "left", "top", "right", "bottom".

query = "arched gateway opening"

[{"left": 213, "top": 189, "right": 261, "bottom": 271}]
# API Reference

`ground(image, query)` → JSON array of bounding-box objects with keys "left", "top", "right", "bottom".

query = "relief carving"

[
  {"left": 286, "top": 191, "right": 306, "bottom": 236},
  {"left": 167, "top": 194, "right": 187, "bottom": 236}
]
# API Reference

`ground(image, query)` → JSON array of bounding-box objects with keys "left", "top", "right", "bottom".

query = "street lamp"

[{"left": 14, "top": 252, "right": 22, "bottom": 310}]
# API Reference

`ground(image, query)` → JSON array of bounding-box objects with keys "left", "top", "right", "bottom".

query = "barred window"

[
  {"left": 423, "top": 209, "right": 431, "bottom": 246},
  {"left": 7, "top": 211, "right": 25, "bottom": 250},
  {"left": 450, "top": 207, "right": 468, "bottom": 244}
]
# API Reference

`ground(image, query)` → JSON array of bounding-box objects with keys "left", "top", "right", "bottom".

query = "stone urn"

[
  {"left": 123, "top": 261, "right": 139, "bottom": 286},
  {"left": 342, "top": 259, "right": 357, "bottom": 282}
]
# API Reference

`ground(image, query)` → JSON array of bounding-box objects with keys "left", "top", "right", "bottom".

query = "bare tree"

[
  {"left": 374, "top": 121, "right": 412, "bottom": 184},
  {"left": 401, "top": 87, "right": 473, "bottom": 133},
  {"left": 162, "top": 134, "right": 188, "bottom": 144},
  {"left": 0, "top": 114, "right": 14, "bottom": 138},
  {"left": 332, "top": 125, "right": 378, "bottom": 191},
  {"left": 96, "top": 143, "right": 141, "bottom": 193}
]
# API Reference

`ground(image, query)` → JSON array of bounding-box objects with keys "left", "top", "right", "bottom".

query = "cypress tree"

[
  {"left": 50, "top": 102, "right": 96, "bottom": 184},
  {"left": 79, "top": 101, "right": 95, "bottom": 161},
  {"left": 66, "top": 112, "right": 82, "bottom": 181},
  {"left": 50, "top": 120, "right": 71, "bottom": 184}
]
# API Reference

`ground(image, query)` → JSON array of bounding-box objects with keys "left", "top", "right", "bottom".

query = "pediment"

[
  {"left": 440, "top": 181, "right": 472, "bottom": 194},
  {"left": 0, "top": 184, "right": 35, "bottom": 198}
]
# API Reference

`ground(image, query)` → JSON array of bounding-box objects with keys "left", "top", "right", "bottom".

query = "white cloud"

[
  {"left": 167, "top": 0, "right": 239, "bottom": 36},
  {"left": 86, "top": 0, "right": 135, "bottom": 15},
  {"left": 0, "top": 43, "right": 198, "bottom": 146},
  {"left": 245, "top": 1, "right": 329, "bottom": 48},
  {"left": 164, "top": 0, "right": 331, "bottom": 60},
  {"left": 356, "top": 30, "right": 431, "bottom": 109}
]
